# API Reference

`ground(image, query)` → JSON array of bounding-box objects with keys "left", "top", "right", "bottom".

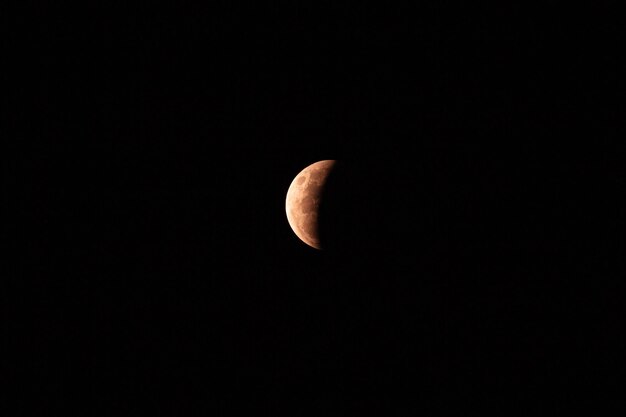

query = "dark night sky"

[{"left": 7, "top": 3, "right": 625, "bottom": 416}]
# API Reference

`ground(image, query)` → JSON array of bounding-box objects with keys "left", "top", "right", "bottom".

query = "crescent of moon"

[{"left": 285, "top": 160, "right": 336, "bottom": 249}]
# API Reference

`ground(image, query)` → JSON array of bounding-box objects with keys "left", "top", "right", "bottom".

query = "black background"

[{"left": 7, "top": 3, "right": 625, "bottom": 416}]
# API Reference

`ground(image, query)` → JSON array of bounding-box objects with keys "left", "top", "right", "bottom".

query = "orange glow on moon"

[{"left": 285, "top": 160, "right": 336, "bottom": 249}]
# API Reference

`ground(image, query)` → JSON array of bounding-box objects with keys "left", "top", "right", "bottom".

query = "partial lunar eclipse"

[{"left": 285, "top": 160, "right": 336, "bottom": 249}]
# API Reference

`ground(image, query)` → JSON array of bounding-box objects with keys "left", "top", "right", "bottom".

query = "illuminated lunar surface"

[{"left": 285, "top": 160, "right": 336, "bottom": 249}]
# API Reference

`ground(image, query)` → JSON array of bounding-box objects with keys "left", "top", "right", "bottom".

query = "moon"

[{"left": 285, "top": 160, "right": 337, "bottom": 249}]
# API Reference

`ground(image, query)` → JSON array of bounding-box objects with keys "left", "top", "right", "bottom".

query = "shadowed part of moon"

[{"left": 285, "top": 160, "right": 336, "bottom": 249}]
